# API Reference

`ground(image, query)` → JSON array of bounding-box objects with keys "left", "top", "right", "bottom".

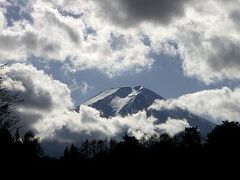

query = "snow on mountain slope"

[
  {"left": 83, "top": 86, "right": 215, "bottom": 135},
  {"left": 84, "top": 88, "right": 120, "bottom": 106},
  {"left": 84, "top": 86, "right": 165, "bottom": 117}
]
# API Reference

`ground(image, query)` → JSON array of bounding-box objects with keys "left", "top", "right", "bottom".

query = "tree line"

[{"left": 1, "top": 120, "right": 240, "bottom": 172}]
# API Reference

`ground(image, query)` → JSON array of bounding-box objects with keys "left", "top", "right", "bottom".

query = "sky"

[{"left": 1, "top": 0, "right": 240, "bottom": 147}]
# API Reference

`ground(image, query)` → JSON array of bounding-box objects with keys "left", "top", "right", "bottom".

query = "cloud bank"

[
  {"left": 0, "top": 0, "right": 240, "bottom": 83},
  {"left": 95, "top": 0, "right": 191, "bottom": 27},
  {"left": 35, "top": 105, "right": 190, "bottom": 143},
  {"left": 150, "top": 87, "right": 240, "bottom": 124},
  {"left": 0, "top": 0, "right": 153, "bottom": 77}
]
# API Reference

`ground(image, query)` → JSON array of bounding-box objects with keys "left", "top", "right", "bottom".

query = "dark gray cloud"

[
  {"left": 208, "top": 37, "right": 240, "bottom": 72},
  {"left": 230, "top": 10, "right": 240, "bottom": 29},
  {"left": 97, "top": 0, "right": 190, "bottom": 27},
  {"left": 0, "top": 32, "right": 60, "bottom": 59}
]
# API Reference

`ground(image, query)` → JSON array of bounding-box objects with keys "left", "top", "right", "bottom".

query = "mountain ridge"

[
  {"left": 84, "top": 85, "right": 165, "bottom": 117},
  {"left": 83, "top": 86, "right": 215, "bottom": 135}
]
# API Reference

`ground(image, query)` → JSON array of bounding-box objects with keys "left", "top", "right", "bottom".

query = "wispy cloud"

[{"left": 70, "top": 80, "right": 93, "bottom": 95}]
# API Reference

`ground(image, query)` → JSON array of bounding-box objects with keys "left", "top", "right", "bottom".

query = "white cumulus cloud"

[
  {"left": 150, "top": 87, "right": 240, "bottom": 123},
  {"left": 34, "top": 105, "right": 190, "bottom": 143},
  {"left": 3, "top": 63, "right": 73, "bottom": 129}
]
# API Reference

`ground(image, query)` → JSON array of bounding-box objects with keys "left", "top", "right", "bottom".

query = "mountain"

[{"left": 84, "top": 86, "right": 215, "bottom": 135}]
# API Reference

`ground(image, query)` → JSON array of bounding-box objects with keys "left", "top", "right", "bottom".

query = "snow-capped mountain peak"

[
  {"left": 110, "top": 86, "right": 144, "bottom": 114},
  {"left": 83, "top": 86, "right": 215, "bottom": 135},
  {"left": 84, "top": 86, "right": 164, "bottom": 117}
]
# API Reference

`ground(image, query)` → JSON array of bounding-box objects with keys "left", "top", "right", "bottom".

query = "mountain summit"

[
  {"left": 84, "top": 86, "right": 164, "bottom": 117},
  {"left": 84, "top": 86, "right": 215, "bottom": 135}
]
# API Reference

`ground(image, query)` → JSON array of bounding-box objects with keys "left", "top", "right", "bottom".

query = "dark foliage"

[
  {"left": 0, "top": 65, "right": 19, "bottom": 130},
  {"left": 0, "top": 65, "right": 42, "bottom": 166},
  {"left": 206, "top": 121, "right": 240, "bottom": 151},
  {"left": 1, "top": 119, "right": 240, "bottom": 175}
]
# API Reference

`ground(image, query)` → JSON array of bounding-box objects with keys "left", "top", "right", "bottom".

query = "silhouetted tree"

[
  {"left": 159, "top": 133, "right": 174, "bottom": 146},
  {"left": 206, "top": 121, "right": 240, "bottom": 152},
  {"left": 146, "top": 133, "right": 175, "bottom": 163},
  {"left": 110, "top": 139, "right": 117, "bottom": 151},
  {"left": 14, "top": 128, "right": 21, "bottom": 143},
  {"left": 0, "top": 128, "right": 13, "bottom": 161},
  {"left": 179, "top": 127, "right": 202, "bottom": 150},
  {"left": 0, "top": 127, "right": 13, "bottom": 145},
  {"left": 64, "top": 147, "right": 70, "bottom": 159},
  {"left": 122, "top": 134, "right": 140, "bottom": 148},
  {"left": 96, "top": 139, "right": 107, "bottom": 155},
  {"left": 69, "top": 144, "right": 79, "bottom": 160},
  {"left": 90, "top": 140, "right": 97, "bottom": 157},
  {"left": 141, "top": 134, "right": 160, "bottom": 148},
  {"left": 22, "top": 131, "right": 43, "bottom": 160},
  {"left": 0, "top": 65, "right": 18, "bottom": 161},
  {"left": 0, "top": 65, "right": 19, "bottom": 130},
  {"left": 115, "top": 134, "right": 141, "bottom": 160},
  {"left": 80, "top": 140, "right": 92, "bottom": 159}
]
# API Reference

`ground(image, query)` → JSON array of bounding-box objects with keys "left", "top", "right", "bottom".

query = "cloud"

[
  {"left": 1, "top": 0, "right": 240, "bottom": 83},
  {"left": 0, "top": 8, "right": 5, "bottom": 28},
  {"left": 95, "top": 0, "right": 191, "bottom": 27},
  {"left": 38, "top": 105, "right": 189, "bottom": 156},
  {"left": 150, "top": 87, "right": 240, "bottom": 123},
  {"left": 3, "top": 63, "right": 73, "bottom": 129},
  {"left": 0, "top": 0, "right": 153, "bottom": 78},
  {"left": 70, "top": 80, "right": 93, "bottom": 95},
  {"left": 156, "top": 118, "right": 190, "bottom": 137},
  {"left": 34, "top": 105, "right": 189, "bottom": 143},
  {"left": 172, "top": 28, "right": 240, "bottom": 83},
  {"left": 141, "top": 0, "right": 240, "bottom": 84},
  {"left": 79, "top": 82, "right": 93, "bottom": 94}
]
